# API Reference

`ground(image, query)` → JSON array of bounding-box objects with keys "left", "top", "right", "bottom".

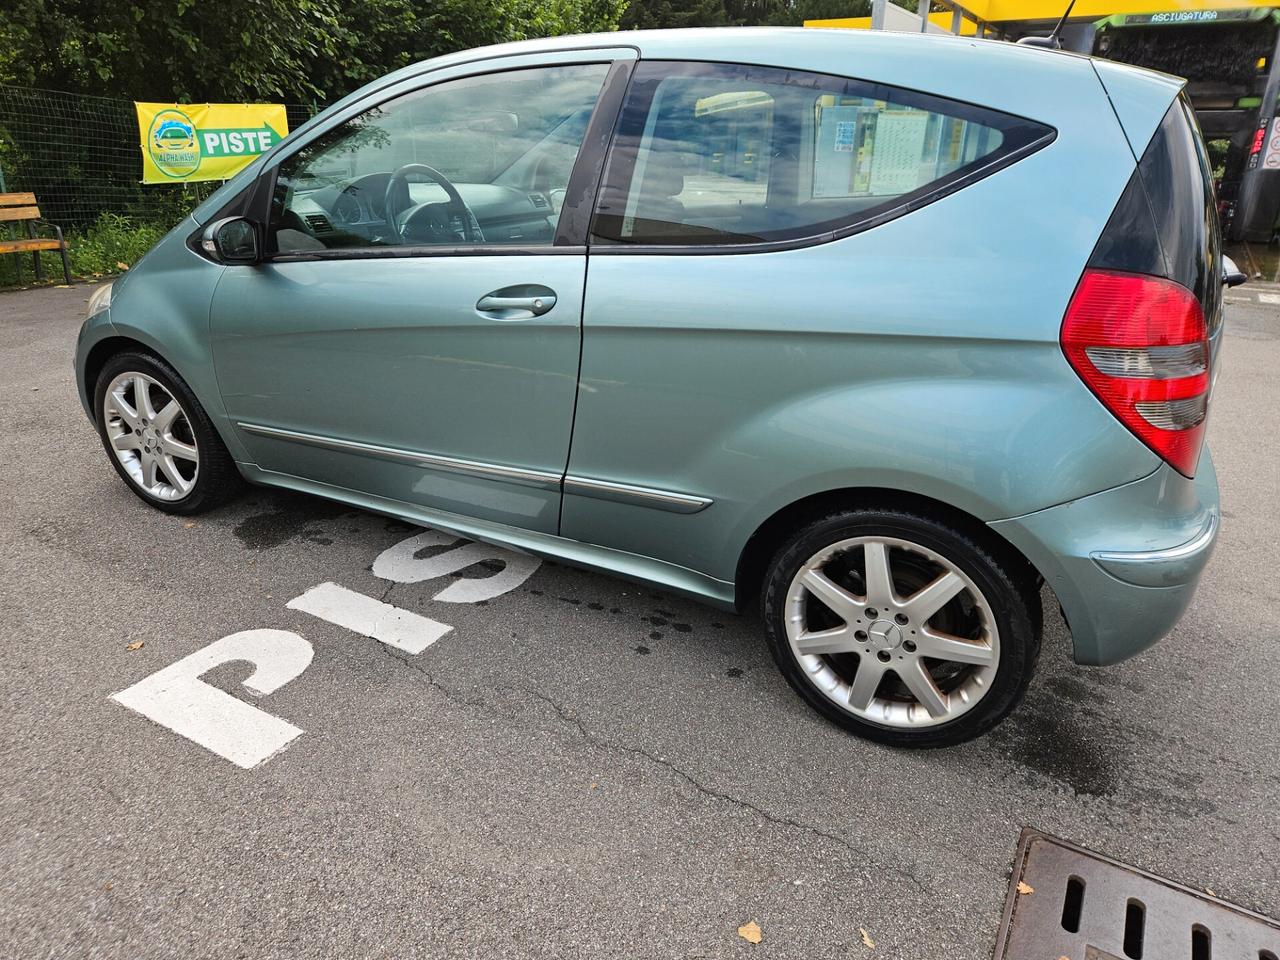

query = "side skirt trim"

[{"left": 236, "top": 462, "right": 737, "bottom": 609}]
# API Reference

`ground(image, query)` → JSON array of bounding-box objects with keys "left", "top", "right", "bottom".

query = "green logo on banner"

[
  {"left": 147, "top": 108, "right": 201, "bottom": 179},
  {"left": 198, "top": 123, "right": 283, "bottom": 158}
]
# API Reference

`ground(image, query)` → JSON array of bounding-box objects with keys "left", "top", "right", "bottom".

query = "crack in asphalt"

[
  {"left": 378, "top": 643, "right": 493, "bottom": 712},
  {"left": 522, "top": 687, "right": 929, "bottom": 895},
  {"left": 373, "top": 635, "right": 929, "bottom": 895}
]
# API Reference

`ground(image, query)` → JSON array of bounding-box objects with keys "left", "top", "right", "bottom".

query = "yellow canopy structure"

[{"left": 806, "top": 0, "right": 1274, "bottom": 29}]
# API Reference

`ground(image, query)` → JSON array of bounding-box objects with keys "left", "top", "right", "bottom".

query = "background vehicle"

[{"left": 76, "top": 28, "right": 1225, "bottom": 746}]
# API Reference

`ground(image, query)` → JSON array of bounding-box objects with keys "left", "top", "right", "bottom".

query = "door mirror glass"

[{"left": 203, "top": 217, "right": 260, "bottom": 264}]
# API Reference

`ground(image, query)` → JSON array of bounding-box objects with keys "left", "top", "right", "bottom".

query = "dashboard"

[{"left": 278, "top": 172, "right": 563, "bottom": 251}]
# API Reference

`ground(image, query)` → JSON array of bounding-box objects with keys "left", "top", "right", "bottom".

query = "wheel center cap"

[{"left": 867, "top": 619, "right": 903, "bottom": 651}]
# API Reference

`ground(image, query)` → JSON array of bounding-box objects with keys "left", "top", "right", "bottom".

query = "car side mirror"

[
  {"left": 1221, "top": 255, "right": 1246, "bottom": 288},
  {"left": 202, "top": 217, "right": 260, "bottom": 264}
]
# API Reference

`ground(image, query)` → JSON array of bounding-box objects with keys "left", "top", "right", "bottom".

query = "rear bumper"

[{"left": 988, "top": 452, "right": 1219, "bottom": 666}]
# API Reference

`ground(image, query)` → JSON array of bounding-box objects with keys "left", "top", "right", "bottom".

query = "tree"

[
  {"left": 0, "top": 0, "right": 626, "bottom": 103},
  {"left": 619, "top": 0, "right": 869, "bottom": 30}
]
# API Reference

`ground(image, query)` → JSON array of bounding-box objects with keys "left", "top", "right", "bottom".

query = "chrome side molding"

[
  {"left": 237, "top": 423, "right": 562, "bottom": 490},
  {"left": 237, "top": 422, "right": 715, "bottom": 514},
  {"left": 563, "top": 475, "right": 713, "bottom": 514}
]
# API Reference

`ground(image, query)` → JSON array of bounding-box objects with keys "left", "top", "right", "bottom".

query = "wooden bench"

[{"left": 0, "top": 192, "right": 72, "bottom": 283}]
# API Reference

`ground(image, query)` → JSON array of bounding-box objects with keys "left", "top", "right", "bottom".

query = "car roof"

[{"left": 326, "top": 26, "right": 1113, "bottom": 130}]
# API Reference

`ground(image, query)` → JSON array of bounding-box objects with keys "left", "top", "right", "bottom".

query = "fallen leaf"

[
  {"left": 183, "top": 521, "right": 197, "bottom": 529},
  {"left": 55, "top": 284, "right": 70, "bottom": 288},
  {"left": 126, "top": 641, "right": 144, "bottom": 651},
  {"left": 589, "top": 782, "right": 598, "bottom": 790},
  {"left": 860, "top": 927, "right": 875, "bottom": 949},
  {"left": 1016, "top": 881, "right": 1034, "bottom": 895},
  {"left": 737, "top": 921, "right": 762, "bottom": 944},
  {"left": 1205, "top": 887, "right": 1216, "bottom": 896},
  {"left": 116, "top": 261, "right": 130, "bottom": 271}
]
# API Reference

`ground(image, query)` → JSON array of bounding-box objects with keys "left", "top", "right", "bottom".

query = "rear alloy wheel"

[
  {"left": 94, "top": 351, "right": 241, "bottom": 515},
  {"left": 762, "top": 510, "right": 1038, "bottom": 747}
]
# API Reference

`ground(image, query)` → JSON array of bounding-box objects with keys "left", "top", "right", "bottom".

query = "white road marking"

[
  {"left": 111, "top": 629, "right": 312, "bottom": 769},
  {"left": 1258, "top": 292, "right": 1280, "bottom": 305},
  {"left": 372, "top": 529, "right": 541, "bottom": 603},
  {"left": 287, "top": 581, "right": 452, "bottom": 653}
]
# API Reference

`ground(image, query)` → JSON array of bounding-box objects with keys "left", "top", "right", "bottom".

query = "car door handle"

[{"left": 475, "top": 286, "right": 557, "bottom": 320}]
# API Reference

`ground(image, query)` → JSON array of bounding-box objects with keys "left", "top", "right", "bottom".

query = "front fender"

[{"left": 77, "top": 219, "right": 251, "bottom": 463}]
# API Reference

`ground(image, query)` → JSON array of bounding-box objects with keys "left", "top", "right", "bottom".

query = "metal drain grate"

[{"left": 993, "top": 829, "right": 1280, "bottom": 960}]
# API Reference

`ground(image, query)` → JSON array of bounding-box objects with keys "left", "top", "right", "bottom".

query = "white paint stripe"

[
  {"left": 111, "top": 630, "right": 312, "bottom": 770},
  {"left": 1258, "top": 292, "right": 1280, "bottom": 305},
  {"left": 287, "top": 582, "right": 452, "bottom": 654},
  {"left": 372, "top": 529, "right": 541, "bottom": 602}
]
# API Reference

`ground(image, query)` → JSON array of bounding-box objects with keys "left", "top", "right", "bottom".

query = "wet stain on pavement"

[
  {"left": 233, "top": 497, "right": 354, "bottom": 550},
  {"left": 990, "top": 693, "right": 1119, "bottom": 798}
]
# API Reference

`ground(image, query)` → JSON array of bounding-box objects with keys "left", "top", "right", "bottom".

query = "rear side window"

[{"left": 591, "top": 61, "right": 1054, "bottom": 247}]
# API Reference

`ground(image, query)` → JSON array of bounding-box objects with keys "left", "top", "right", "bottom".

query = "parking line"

[{"left": 287, "top": 582, "right": 453, "bottom": 654}]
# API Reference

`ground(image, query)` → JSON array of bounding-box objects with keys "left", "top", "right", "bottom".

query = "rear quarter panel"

[{"left": 562, "top": 35, "right": 1163, "bottom": 583}]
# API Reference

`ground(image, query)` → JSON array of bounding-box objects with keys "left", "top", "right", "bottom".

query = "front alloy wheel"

[
  {"left": 93, "top": 351, "right": 241, "bottom": 515},
  {"left": 762, "top": 509, "right": 1038, "bottom": 747},
  {"left": 103, "top": 372, "right": 200, "bottom": 501}
]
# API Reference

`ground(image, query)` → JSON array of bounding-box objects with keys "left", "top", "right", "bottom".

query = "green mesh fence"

[{"left": 0, "top": 85, "right": 321, "bottom": 229}]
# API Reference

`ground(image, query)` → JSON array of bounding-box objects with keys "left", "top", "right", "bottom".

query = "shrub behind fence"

[{"left": 0, "top": 85, "right": 321, "bottom": 229}]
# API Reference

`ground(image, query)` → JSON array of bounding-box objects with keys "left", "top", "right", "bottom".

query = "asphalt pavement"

[{"left": 1, "top": 281, "right": 1277, "bottom": 959}]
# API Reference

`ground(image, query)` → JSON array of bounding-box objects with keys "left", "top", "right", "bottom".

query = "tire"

[
  {"left": 761, "top": 508, "right": 1040, "bottom": 748},
  {"left": 93, "top": 350, "right": 242, "bottom": 515}
]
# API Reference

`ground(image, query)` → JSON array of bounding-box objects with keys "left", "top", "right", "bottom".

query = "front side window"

[
  {"left": 270, "top": 63, "right": 611, "bottom": 253},
  {"left": 592, "top": 61, "right": 1054, "bottom": 246}
]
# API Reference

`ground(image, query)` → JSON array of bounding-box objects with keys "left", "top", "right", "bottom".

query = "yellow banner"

[{"left": 135, "top": 102, "right": 288, "bottom": 184}]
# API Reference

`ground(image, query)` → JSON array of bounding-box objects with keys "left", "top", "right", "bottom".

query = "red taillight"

[{"left": 1061, "top": 269, "right": 1209, "bottom": 477}]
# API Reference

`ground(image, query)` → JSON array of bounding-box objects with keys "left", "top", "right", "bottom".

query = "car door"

[
  {"left": 210, "top": 51, "right": 633, "bottom": 534},
  {"left": 563, "top": 59, "right": 1058, "bottom": 580}
]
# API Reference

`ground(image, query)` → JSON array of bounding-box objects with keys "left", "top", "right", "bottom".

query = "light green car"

[{"left": 76, "top": 28, "right": 1232, "bottom": 746}]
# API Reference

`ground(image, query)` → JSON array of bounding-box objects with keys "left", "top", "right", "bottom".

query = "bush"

[
  {"left": 68, "top": 213, "right": 169, "bottom": 277},
  {"left": 1, "top": 212, "right": 171, "bottom": 287}
]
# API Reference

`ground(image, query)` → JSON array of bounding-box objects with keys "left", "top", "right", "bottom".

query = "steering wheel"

[{"left": 384, "top": 163, "right": 481, "bottom": 244}]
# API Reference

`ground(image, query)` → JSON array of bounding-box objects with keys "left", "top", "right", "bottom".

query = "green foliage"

[
  {"left": 0, "top": 0, "right": 627, "bottom": 103},
  {"left": 0, "top": 213, "right": 168, "bottom": 287},
  {"left": 620, "top": 0, "right": 869, "bottom": 29},
  {"left": 68, "top": 212, "right": 168, "bottom": 276}
]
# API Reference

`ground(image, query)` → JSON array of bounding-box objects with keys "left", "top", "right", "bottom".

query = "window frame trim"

[
  {"left": 243, "top": 51, "right": 637, "bottom": 262},
  {"left": 587, "top": 58, "right": 1058, "bottom": 256}
]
